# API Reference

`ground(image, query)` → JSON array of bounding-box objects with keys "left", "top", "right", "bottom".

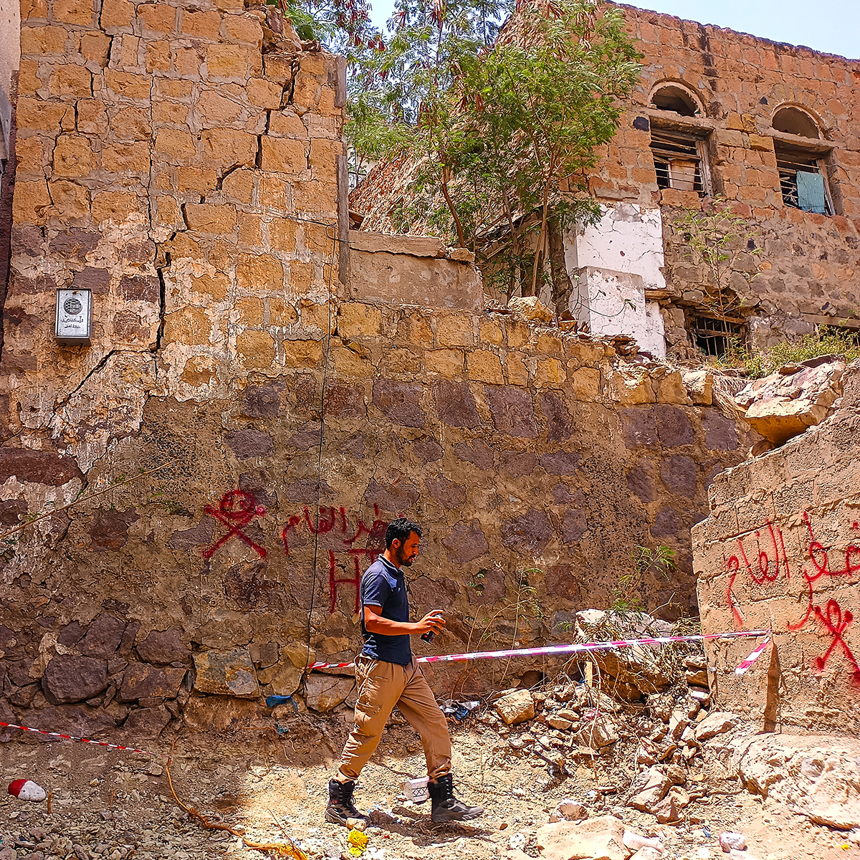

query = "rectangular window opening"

[
  {"left": 775, "top": 145, "right": 834, "bottom": 215},
  {"left": 691, "top": 315, "right": 744, "bottom": 358},
  {"left": 650, "top": 129, "right": 709, "bottom": 196}
]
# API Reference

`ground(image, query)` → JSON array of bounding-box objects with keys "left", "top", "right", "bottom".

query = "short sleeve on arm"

[{"left": 361, "top": 570, "right": 391, "bottom": 609}]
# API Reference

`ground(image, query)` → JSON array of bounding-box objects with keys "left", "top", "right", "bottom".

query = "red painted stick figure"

[
  {"left": 203, "top": 490, "right": 267, "bottom": 559},
  {"left": 813, "top": 598, "right": 860, "bottom": 684}
]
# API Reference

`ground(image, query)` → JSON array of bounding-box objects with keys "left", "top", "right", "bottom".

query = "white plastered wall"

[{"left": 563, "top": 203, "right": 668, "bottom": 358}]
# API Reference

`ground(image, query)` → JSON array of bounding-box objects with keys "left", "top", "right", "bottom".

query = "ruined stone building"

[
  {"left": 352, "top": 4, "right": 860, "bottom": 363},
  {"left": 0, "top": 0, "right": 846, "bottom": 743}
]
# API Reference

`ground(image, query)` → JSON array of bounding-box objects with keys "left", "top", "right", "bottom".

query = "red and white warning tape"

[
  {"left": 0, "top": 630, "right": 771, "bottom": 759},
  {"left": 734, "top": 635, "right": 772, "bottom": 675},
  {"left": 308, "top": 629, "right": 772, "bottom": 672},
  {"left": 0, "top": 720, "right": 161, "bottom": 758}
]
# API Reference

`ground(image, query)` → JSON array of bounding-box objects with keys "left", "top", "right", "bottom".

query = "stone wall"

[
  {"left": 592, "top": 5, "right": 860, "bottom": 352},
  {"left": 0, "top": 0, "right": 758, "bottom": 741},
  {"left": 694, "top": 363, "right": 860, "bottom": 733}
]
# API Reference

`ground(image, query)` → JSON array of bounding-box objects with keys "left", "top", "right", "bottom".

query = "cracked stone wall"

[
  {"left": 694, "top": 365, "right": 860, "bottom": 733},
  {"left": 0, "top": 0, "right": 759, "bottom": 743},
  {"left": 581, "top": 6, "right": 860, "bottom": 355}
]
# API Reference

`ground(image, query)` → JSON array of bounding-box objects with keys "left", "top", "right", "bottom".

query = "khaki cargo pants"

[{"left": 337, "top": 656, "right": 452, "bottom": 782}]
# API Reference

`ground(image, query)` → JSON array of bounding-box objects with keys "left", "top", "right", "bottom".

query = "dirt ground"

[{"left": 2, "top": 702, "right": 860, "bottom": 860}]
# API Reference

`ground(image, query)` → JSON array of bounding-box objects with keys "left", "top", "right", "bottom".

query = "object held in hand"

[{"left": 421, "top": 630, "right": 436, "bottom": 643}]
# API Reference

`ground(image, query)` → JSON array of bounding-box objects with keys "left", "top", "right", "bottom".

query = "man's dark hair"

[{"left": 385, "top": 517, "right": 422, "bottom": 548}]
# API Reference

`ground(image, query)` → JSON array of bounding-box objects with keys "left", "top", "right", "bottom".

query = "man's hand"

[
  {"left": 415, "top": 610, "right": 445, "bottom": 636},
  {"left": 363, "top": 605, "right": 446, "bottom": 637}
]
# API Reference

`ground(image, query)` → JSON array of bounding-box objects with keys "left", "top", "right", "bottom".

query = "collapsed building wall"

[
  {"left": 0, "top": 0, "right": 759, "bottom": 741},
  {"left": 694, "top": 362, "right": 860, "bottom": 733}
]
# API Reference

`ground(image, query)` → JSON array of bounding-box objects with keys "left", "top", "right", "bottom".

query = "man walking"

[{"left": 326, "top": 517, "right": 483, "bottom": 825}]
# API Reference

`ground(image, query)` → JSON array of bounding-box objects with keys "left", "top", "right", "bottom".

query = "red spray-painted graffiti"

[
  {"left": 203, "top": 491, "right": 389, "bottom": 613},
  {"left": 203, "top": 490, "right": 267, "bottom": 559},
  {"left": 726, "top": 512, "right": 860, "bottom": 683}
]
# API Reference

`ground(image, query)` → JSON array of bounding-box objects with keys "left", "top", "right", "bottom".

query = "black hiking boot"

[
  {"left": 325, "top": 778, "right": 370, "bottom": 827},
  {"left": 428, "top": 774, "right": 484, "bottom": 823}
]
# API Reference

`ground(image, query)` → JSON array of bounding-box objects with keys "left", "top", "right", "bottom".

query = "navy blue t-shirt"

[{"left": 360, "top": 557, "right": 412, "bottom": 665}]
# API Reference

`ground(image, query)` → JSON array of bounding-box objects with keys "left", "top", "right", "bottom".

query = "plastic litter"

[
  {"left": 441, "top": 701, "right": 480, "bottom": 721},
  {"left": 8, "top": 779, "right": 46, "bottom": 802},
  {"left": 266, "top": 694, "right": 299, "bottom": 710},
  {"left": 347, "top": 828, "right": 369, "bottom": 856},
  {"left": 400, "top": 776, "right": 429, "bottom": 804},
  {"left": 719, "top": 832, "right": 747, "bottom": 852}
]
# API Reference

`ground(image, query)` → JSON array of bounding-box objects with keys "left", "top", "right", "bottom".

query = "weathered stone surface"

[
  {"left": 78, "top": 614, "right": 125, "bottom": 658},
  {"left": 509, "top": 296, "right": 553, "bottom": 323},
  {"left": 123, "top": 704, "right": 171, "bottom": 737},
  {"left": 193, "top": 649, "right": 259, "bottom": 698},
  {"left": 540, "top": 391, "right": 572, "bottom": 442},
  {"left": 659, "top": 455, "right": 697, "bottom": 497},
  {"left": 20, "top": 704, "right": 116, "bottom": 739},
  {"left": 442, "top": 519, "right": 489, "bottom": 564},
  {"left": 42, "top": 655, "right": 108, "bottom": 704},
  {"left": 627, "top": 459, "right": 655, "bottom": 503},
  {"left": 736, "top": 358, "right": 845, "bottom": 445},
  {"left": 702, "top": 409, "right": 738, "bottom": 451},
  {"left": 693, "top": 711, "right": 739, "bottom": 742},
  {"left": 652, "top": 785, "right": 690, "bottom": 823},
  {"left": 573, "top": 713, "right": 618, "bottom": 748},
  {"left": 541, "top": 451, "right": 582, "bottom": 476},
  {"left": 486, "top": 385, "right": 538, "bottom": 438},
  {"left": 651, "top": 506, "right": 679, "bottom": 537},
  {"left": 169, "top": 518, "right": 215, "bottom": 550},
  {"left": 736, "top": 734, "right": 860, "bottom": 830},
  {"left": 546, "top": 564, "right": 580, "bottom": 600},
  {"left": 495, "top": 689, "right": 535, "bottom": 725},
  {"left": 621, "top": 408, "right": 658, "bottom": 449},
  {"left": 119, "top": 663, "right": 186, "bottom": 701},
  {"left": 412, "top": 437, "right": 443, "bottom": 463},
  {"left": 0, "top": 447, "right": 83, "bottom": 486},
  {"left": 501, "top": 509, "right": 553, "bottom": 555},
  {"left": 304, "top": 673, "right": 353, "bottom": 712},
  {"left": 682, "top": 370, "right": 713, "bottom": 405},
  {"left": 453, "top": 439, "right": 494, "bottom": 469},
  {"left": 561, "top": 509, "right": 587, "bottom": 543},
  {"left": 364, "top": 478, "right": 420, "bottom": 513},
  {"left": 136, "top": 627, "right": 190, "bottom": 665},
  {"left": 435, "top": 380, "right": 481, "bottom": 428},
  {"left": 425, "top": 476, "right": 466, "bottom": 508},
  {"left": 498, "top": 450, "right": 538, "bottom": 477},
  {"left": 372, "top": 379, "right": 426, "bottom": 428},
  {"left": 628, "top": 765, "right": 672, "bottom": 811},
  {"left": 654, "top": 406, "right": 695, "bottom": 447},
  {"left": 535, "top": 816, "right": 628, "bottom": 860},
  {"left": 548, "top": 799, "right": 588, "bottom": 823},
  {"left": 88, "top": 509, "right": 138, "bottom": 552},
  {"left": 224, "top": 429, "right": 274, "bottom": 459},
  {"left": 243, "top": 384, "right": 281, "bottom": 418}
]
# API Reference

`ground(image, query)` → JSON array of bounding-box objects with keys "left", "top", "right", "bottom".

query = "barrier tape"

[
  {"left": 734, "top": 635, "right": 772, "bottom": 675},
  {"left": 0, "top": 630, "right": 771, "bottom": 759},
  {"left": 0, "top": 719, "right": 161, "bottom": 758},
  {"left": 308, "top": 628, "right": 772, "bottom": 672}
]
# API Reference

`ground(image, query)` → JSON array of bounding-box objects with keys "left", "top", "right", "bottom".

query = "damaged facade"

[
  {"left": 0, "top": 0, "right": 768, "bottom": 739},
  {"left": 352, "top": 4, "right": 860, "bottom": 362}
]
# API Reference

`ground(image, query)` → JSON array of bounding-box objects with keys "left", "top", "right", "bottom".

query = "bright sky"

[{"left": 367, "top": 0, "right": 859, "bottom": 60}]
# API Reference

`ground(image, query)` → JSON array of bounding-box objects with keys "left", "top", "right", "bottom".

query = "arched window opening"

[
  {"left": 772, "top": 106, "right": 820, "bottom": 139},
  {"left": 651, "top": 85, "right": 700, "bottom": 117}
]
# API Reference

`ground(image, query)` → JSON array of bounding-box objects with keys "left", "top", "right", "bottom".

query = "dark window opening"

[
  {"left": 772, "top": 107, "right": 820, "bottom": 139},
  {"left": 775, "top": 145, "right": 833, "bottom": 215},
  {"left": 651, "top": 129, "right": 709, "bottom": 195},
  {"left": 651, "top": 85, "right": 699, "bottom": 117},
  {"left": 691, "top": 316, "right": 744, "bottom": 358}
]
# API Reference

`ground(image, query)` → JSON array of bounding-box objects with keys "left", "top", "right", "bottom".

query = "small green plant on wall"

[{"left": 611, "top": 544, "right": 677, "bottom": 617}]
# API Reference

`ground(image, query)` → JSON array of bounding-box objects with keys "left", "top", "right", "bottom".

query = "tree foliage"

[{"left": 346, "top": 0, "right": 639, "bottom": 301}]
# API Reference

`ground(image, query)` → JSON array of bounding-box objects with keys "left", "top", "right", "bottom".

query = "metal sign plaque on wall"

[{"left": 55, "top": 289, "right": 92, "bottom": 344}]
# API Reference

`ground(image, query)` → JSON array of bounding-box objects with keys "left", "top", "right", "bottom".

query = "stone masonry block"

[
  {"left": 12, "top": 180, "right": 52, "bottom": 225},
  {"left": 48, "top": 64, "right": 92, "bottom": 97},
  {"left": 53, "top": 135, "right": 94, "bottom": 178},
  {"left": 435, "top": 314, "right": 474, "bottom": 348},
  {"left": 467, "top": 350, "right": 504, "bottom": 384},
  {"left": 49, "top": 181, "right": 90, "bottom": 219},
  {"left": 269, "top": 111, "right": 307, "bottom": 138},
  {"left": 247, "top": 78, "right": 283, "bottom": 109},
  {"left": 220, "top": 15, "right": 263, "bottom": 46},
  {"left": 154, "top": 129, "right": 197, "bottom": 162},
  {"left": 424, "top": 349, "right": 464, "bottom": 378},
  {"left": 206, "top": 44, "right": 260, "bottom": 80},
  {"left": 338, "top": 303, "right": 381, "bottom": 338},
  {"left": 101, "top": 141, "right": 150, "bottom": 174},
  {"left": 235, "top": 254, "right": 284, "bottom": 291},
  {"left": 185, "top": 203, "right": 237, "bottom": 234},
  {"left": 91, "top": 190, "right": 140, "bottom": 223},
  {"left": 20, "top": 25, "right": 67, "bottom": 54},
  {"left": 181, "top": 10, "right": 221, "bottom": 40},
  {"left": 100, "top": 0, "right": 133, "bottom": 29},
  {"left": 261, "top": 138, "right": 307, "bottom": 175},
  {"left": 236, "top": 331, "right": 276, "bottom": 369},
  {"left": 202, "top": 129, "right": 257, "bottom": 170},
  {"left": 281, "top": 339, "right": 323, "bottom": 368},
  {"left": 104, "top": 69, "right": 151, "bottom": 100},
  {"left": 137, "top": 3, "right": 176, "bottom": 34}
]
